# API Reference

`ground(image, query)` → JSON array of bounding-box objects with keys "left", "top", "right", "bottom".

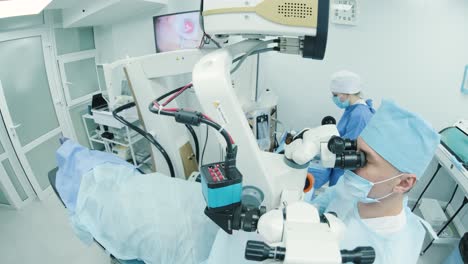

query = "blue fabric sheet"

[{"left": 55, "top": 139, "right": 135, "bottom": 213}]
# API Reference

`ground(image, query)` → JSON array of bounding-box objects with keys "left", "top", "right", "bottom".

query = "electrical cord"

[
  {"left": 112, "top": 102, "right": 175, "bottom": 178},
  {"left": 148, "top": 101, "right": 236, "bottom": 173},
  {"left": 149, "top": 83, "right": 234, "bottom": 150},
  {"left": 201, "top": 125, "right": 209, "bottom": 165},
  {"left": 199, "top": 1, "right": 221, "bottom": 49},
  {"left": 155, "top": 85, "right": 200, "bottom": 163},
  {"left": 199, "top": 34, "right": 207, "bottom": 49},
  {"left": 204, "top": 33, "right": 221, "bottom": 48},
  {"left": 185, "top": 124, "right": 200, "bottom": 163},
  {"left": 156, "top": 86, "right": 185, "bottom": 102},
  {"left": 154, "top": 83, "right": 193, "bottom": 108},
  {"left": 150, "top": 83, "right": 237, "bottom": 171},
  {"left": 232, "top": 47, "right": 276, "bottom": 64},
  {"left": 112, "top": 84, "right": 202, "bottom": 178},
  {"left": 148, "top": 103, "right": 234, "bottom": 152},
  {"left": 231, "top": 40, "right": 277, "bottom": 74},
  {"left": 201, "top": 118, "right": 234, "bottom": 153}
]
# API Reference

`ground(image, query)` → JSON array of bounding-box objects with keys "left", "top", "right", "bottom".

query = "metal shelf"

[
  {"left": 82, "top": 113, "right": 151, "bottom": 168},
  {"left": 102, "top": 133, "right": 144, "bottom": 147},
  {"left": 136, "top": 155, "right": 152, "bottom": 168},
  {"left": 89, "top": 133, "right": 105, "bottom": 144}
]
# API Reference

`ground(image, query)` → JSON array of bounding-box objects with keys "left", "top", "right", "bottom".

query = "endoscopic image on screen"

[{"left": 154, "top": 11, "right": 204, "bottom": 52}]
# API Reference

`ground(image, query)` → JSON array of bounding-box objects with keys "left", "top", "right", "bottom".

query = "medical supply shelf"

[{"left": 82, "top": 113, "right": 151, "bottom": 168}]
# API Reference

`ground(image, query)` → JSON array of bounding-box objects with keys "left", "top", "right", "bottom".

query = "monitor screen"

[{"left": 154, "top": 11, "right": 204, "bottom": 53}]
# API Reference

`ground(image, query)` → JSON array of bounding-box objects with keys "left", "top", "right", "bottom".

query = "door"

[
  {"left": 0, "top": 112, "right": 35, "bottom": 209},
  {"left": 0, "top": 29, "right": 68, "bottom": 200}
]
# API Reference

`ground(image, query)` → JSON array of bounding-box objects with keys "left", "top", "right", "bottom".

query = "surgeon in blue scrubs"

[{"left": 327, "top": 70, "right": 375, "bottom": 186}]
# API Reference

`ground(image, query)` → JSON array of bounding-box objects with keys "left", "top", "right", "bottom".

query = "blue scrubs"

[
  {"left": 337, "top": 99, "right": 376, "bottom": 139},
  {"left": 313, "top": 99, "right": 375, "bottom": 188}
]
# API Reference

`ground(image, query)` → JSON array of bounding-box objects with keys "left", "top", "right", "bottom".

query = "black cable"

[
  {"left": 112, "top": 102, "right": 175, "bottom": 178},
  {"left": 148, "top": 83, "right": 238, "bottom": 174},
  {"left": 204, "top": 34, "right": 221, "bottom": 48},
  {"left": 199, "top": 34, "right": 208, "bottom": 49},
  {"left": 148, "top": 103, "right": 234, "bottom": 160},
  {"left": 231, "top": 47, "right": 276, "bottom": 73},
  {"left": 199, "top": 118, "right": 233, "bottom": 153},
  {"left": 155, "top": 85, "right": 200, "bottom": 163},
  {"left": 185, "top": 124, "right": 200, "bottom": 163},
  {"left": 231, "top": 41, "right": 276, "bottom": 74},
  {"left": 199, "top": 2, "right": 221, "bottom": 49},
  {"left": 201, "top": 125, "right": 209, "bottom": 165},
  {"left": 232, "top": 48, "right": 275, "bottom": 64},
  {"left": 156, "top": 86, "right": 185, "bottom": 101}
]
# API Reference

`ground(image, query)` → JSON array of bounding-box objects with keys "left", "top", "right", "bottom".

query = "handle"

[
  {"left": 245, "top": 240, "right": 285, "bottom": 262},
  {"left": 10, "top": 123, "right": 21, "bottom": 129},
  {"left": 341, "top": 247, "right": 376, "bottom": 264},
  {"left": 9, "top": 123, "right": 21, "bottom": 136}
]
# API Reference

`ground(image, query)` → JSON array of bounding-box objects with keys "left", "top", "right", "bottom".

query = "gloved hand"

[{"left": 284, "top": 125, "right": 340, "bottom": 165}]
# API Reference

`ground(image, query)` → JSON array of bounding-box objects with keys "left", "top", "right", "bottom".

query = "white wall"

[{"left": 258, "top": 0, "right": 468, "bottom": 132}]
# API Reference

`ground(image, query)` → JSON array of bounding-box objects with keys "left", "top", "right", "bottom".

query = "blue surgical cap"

[{"left": 360, "top": 100, "right": 440, "bottom": 178}]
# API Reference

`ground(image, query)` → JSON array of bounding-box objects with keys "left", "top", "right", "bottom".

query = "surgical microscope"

[{"left": 120, "top": 0, "right": 376, "bottom": 263}]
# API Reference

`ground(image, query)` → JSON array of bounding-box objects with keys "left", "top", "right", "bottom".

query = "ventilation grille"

[{"left": 278, "top": 2, "right": 314, "bottom": 19}]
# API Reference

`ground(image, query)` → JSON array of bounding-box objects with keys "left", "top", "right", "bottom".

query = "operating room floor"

[
  {"left": 0, "top": 193, "right": 452, "bottom": 264},
  {"left": 0, "top": 194, "right": 108, "bottom": 264}
]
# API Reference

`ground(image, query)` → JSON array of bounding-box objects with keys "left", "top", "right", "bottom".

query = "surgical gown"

[{"left": 311, "top": 179, "right": 426, "bottom": 264}]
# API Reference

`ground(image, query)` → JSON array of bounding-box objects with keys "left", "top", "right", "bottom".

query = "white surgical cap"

[{"left": 330, "top": 70, "right": 361, "bottom": 94}]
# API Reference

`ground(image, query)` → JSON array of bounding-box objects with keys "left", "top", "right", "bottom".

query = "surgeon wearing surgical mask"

[
  {"left": 322, "top": 71, "right": 375, "bottom": 187},
  {"left": 312, "top": 100, "right": 440, "bottom": 264},
  {"left": 330, "top": 71, "right": 375, "bottom": 139}
]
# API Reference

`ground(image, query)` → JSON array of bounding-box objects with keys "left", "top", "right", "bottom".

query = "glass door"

[
  {"left": 0, "top": 29, "right": 67, "bottom": 200},
  {"left": 0, "top": 112, "right": 35, "bottom": 209}
]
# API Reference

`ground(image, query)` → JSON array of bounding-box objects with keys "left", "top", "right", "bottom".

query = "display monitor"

[{"left": 153, "top": 11, "right": 204, "bottom": 52}]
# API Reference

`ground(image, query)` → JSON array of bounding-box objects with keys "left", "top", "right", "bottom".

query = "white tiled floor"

[{"left": 0, "top": 194, "right": 109, "bottom": 264}]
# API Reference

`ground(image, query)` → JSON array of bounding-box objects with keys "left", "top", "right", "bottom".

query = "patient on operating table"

[{"left": 55, "top": 139, "right": 218, "bottom": 264}]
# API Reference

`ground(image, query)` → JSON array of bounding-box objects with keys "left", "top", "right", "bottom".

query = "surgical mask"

[
  {"left": 342, "top": 170, "right": 404, "bottom": 203},
  {"left": 332, "top": 96, "right": 350, "bottom": 109}
]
